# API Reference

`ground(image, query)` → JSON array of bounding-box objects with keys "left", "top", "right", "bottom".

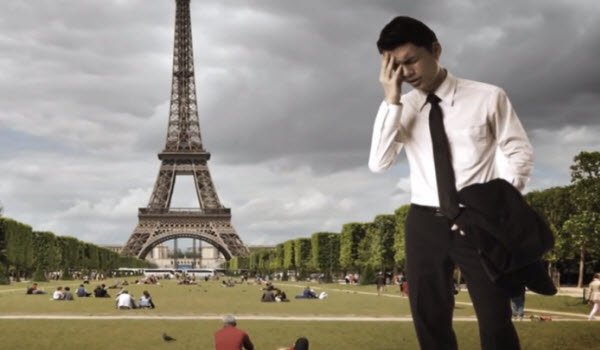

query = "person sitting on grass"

[
  {"left": 274, "top": 289, "right": 289, "bottom": 302},
  {"left": 26, "top": 283, "right": 45, "bottom": 295},
  {"left": 295, "top": 286, "right": 318, "bottom": 299},
  {"left": 221, "top": 279, "right": 235, "bottom": 288},
  {"left": 139, "top": 290, "right": 155, "bottom": 309},
  {"left": 214, "top": 315, "right": 255, "bottom": 350},
  {"left": 94, "top": 284, "right": 110, "bottom": 298},
  {"left": 76, "top": 284, "right": 91, "bottom": 297},
  {"left": 278, "top": 337, "right": 310, "bottom": 350},
  {"left": 115, "top": 290, "right": 136, "bottom": 309},
  {"left": 178, "top": 277, "right": 196, "bottom": 285},
  {"left": 52, "top": 286, "right": 65, "bottom": 300},
  {"left": 263, "top": 282, "right": 276, "bottom": 291},
  {"left": 107, "top": 280, "right": 120, "bottom": 289},
  {"left": 63, "top": 286, "right": 74, "bottom": 301},
  {"left": 261, "top": 289, "right": 275, "bottom": 302}
]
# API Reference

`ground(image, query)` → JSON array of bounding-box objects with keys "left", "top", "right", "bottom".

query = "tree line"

[
  {"left": 0, "top": 216, "right": 153, "bottom": 284},
  {"left": 227, "top": 151, "right": 600, "bottom": 287}
]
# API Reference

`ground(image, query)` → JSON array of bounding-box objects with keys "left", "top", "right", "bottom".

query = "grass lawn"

[
  {"left": 2, "top": 320, "right": 600, "bottom": 350},
  {"left": 0, "top": 278, "right": 599, "bottom": 349}
]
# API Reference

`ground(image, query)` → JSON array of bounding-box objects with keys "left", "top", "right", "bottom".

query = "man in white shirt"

[
  {"left": 369, "top": 16, "right": 532, "bottom": 350},
  {"left": 115, "top": 290, "right": 136, "bottom": 309},
  {"left": 52, "top": 286, "right": 65, "bottom": 300}
]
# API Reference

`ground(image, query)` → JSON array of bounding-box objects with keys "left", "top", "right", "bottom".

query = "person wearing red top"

[{"left": 214, "top": 315, "right": 254, "bottom": 350}]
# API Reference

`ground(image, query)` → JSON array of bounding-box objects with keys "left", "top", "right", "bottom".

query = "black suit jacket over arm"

[{"left": 454, "top": 179, "right": 556, "bottom": 296}]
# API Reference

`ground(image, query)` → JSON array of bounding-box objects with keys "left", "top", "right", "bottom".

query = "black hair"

[
  {"left": 294, "top": 337, "right": 309, "bottom": 350},
  {"left": 377, "top": 16, "right": 438, "bottom": 53}
]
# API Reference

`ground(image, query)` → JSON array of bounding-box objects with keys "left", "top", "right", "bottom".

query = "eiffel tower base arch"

[{"left": 121, "top": 210, "right": 248, "bottom": 261}]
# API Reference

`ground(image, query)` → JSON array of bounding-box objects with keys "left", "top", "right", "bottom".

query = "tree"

[
  {"left": 248, "top": 250, "right": 260, "bottom": 272},
  {"left": 563, "top": 211, "right": 600, "bottom": 287},
  {"left": 283, "top": 240, "right": 295, "bottom": 271},
  {"left": 570, "top": 151, "right": 600, "bottom": 181},
  {"left": 83, "top": 243, "right": 100, "bottom": 275},
  {"left": 524, "top": 186, "right": 575, "bottom": 277},
  {"left": 393, "top": 205, "right": 410, "bottom": 271},
  {"left": 257, "top": 249, "right": 273, "bottom": 273},
  {"left": 3, "top": 218, "right": 34, "bottom": 281},
  {"left": 367, "top": 215, "right": 396, "bottom": 273},
  {"left": 229, "top": 256, "right": 249, "bottom": 271},
  {"left": 294, "top": 238, "right": 311, "bottom": 280},
  {"left": 568, "top": 151, "right": 600, "bottom": 287},
  {"left": 58, "top": 236, "right": 81, "bottom": 279},
  {"left": 311, "top": 232, "right": 340, "bottom": 282},
  {"left": 269, "top": 243, "right": 285, "bottom": 272},
  {"left": 0, "top": 218, "right": 8, "bottom": 284},
  {"left": 339, "top": 223, "right": 367, "bottom": 273},
  {"left": 356, "top": 223, "right": 375, "bottom": 275},
  {"left": 32, "top": 231, "right": 61, "bottom": 281}
]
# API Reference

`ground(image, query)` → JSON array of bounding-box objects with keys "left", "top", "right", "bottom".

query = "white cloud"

[{"left": 529, "top": 124, "right": 600, "bottom": 182}]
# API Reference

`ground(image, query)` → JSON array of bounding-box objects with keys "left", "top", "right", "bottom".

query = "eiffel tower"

[{"left": 121, "top": 0, "right": 249, "bottom": 260}]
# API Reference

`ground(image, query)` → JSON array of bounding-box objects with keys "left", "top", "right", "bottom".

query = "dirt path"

[{"left": 284, "top": 283, "right": 590, "bottom": 319}]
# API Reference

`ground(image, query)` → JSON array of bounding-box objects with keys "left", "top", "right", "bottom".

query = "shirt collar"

[{"left": 417, "top": 70, "right": 457, "bottom": 111}]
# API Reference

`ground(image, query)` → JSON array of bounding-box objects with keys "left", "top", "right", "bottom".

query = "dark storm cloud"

[
  {"left": 429, "top": 1, "right": 600, "bottom": 129},
  {"left": 179, "top": 0, "right": 599, "bottom": 172}
]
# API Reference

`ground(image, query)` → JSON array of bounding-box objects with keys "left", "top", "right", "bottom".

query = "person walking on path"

[
  {"left": 369, "top": 16, "right": 533, "bottom": 350},
  {"left": 375, "top": 272, "right": 386, "bottom": 296},
  {"left": 214, "top": 315, "right": 254, "bottom": 350},
  {"left": 588, "top": 273, "right": 600, "bottom": 320}
]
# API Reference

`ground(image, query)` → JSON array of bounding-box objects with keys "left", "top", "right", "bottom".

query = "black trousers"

[{"left": 405, "top": 204, "right": 520, "bottom": 350}]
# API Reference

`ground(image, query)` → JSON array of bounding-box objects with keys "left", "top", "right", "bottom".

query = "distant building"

[
  {"left": 105, "top": 242, "right": 227, "bottom": 269},
  {"left": 145, "top": 244, "right": 225, "bottom": 269},
  {"left": 147, "top": 244, "right": 169, "bottom": 260}
]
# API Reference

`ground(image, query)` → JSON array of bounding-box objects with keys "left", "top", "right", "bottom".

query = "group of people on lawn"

[
  {"left": 27, "top": 281, "right": 155, "bottom": 309},
  {"left": 259, "top": 282, "right": 329, "bottom": 302},
  {"left": 260, "top": 282, "right": 289, "bottom": 302}
]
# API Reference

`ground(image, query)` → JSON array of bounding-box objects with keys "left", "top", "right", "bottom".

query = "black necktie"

[{"left": 427, "top": 93, "right": 460, "bottom": 219}]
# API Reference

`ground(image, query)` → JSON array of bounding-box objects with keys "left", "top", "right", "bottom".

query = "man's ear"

[{"left": 432, "top": 42, "right": 442, "bottom": 60}]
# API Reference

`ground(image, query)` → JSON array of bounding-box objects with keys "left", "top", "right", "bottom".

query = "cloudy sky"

[{"left": 0, "top": 0, "right": 598, "bottom": 249}]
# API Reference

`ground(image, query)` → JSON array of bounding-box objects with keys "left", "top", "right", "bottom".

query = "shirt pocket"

[{"left": 447, "top": 125, "right": 490, "bottom": 165}]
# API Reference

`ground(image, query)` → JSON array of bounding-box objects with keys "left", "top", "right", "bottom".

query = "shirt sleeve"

[
  {"left": 368, "top": 101, "right": 405, "bottom": 173},
  {"left": 491, "top": 89, "right": 533, "bottom": 191}
]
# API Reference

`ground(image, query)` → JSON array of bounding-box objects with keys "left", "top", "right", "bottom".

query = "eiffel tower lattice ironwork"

[{"left": 121, "top": 0, "right": 249, "bottom": 260}]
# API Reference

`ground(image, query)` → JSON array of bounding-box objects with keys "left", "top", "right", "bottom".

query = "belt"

[{"left": 411, "top": 204, "right": 446, "bottom": 217}]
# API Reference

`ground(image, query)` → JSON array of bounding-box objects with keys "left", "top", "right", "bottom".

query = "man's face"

[{"left": 385, "top": 42, "right": 442, "bottom": 93}]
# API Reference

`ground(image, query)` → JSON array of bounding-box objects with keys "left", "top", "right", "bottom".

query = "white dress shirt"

[{"left": 369, "top": 72, "right": 533, "bottom": 207}]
